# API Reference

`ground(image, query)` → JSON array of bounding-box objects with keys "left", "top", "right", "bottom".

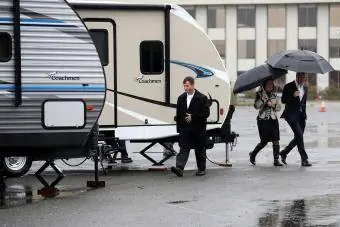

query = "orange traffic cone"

[{"left": 320, "top": 101, "right": 326, "bottom": 112}]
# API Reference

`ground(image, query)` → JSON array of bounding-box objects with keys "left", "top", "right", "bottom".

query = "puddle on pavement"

[
  {"left": 258, "top": 195, "right": 340, "bottom": 226},
  {"left": 167, "top": 200, "right": 193, "bottom": 204},
  {"left": 305, "top": 125, "right": 318, "bottom": 134},
  {"left": 304, "top": 137, "right": 340, "bottom": 149},
  {"left": 327, "top": 137, "right": 340, "bottom": 148},
  {"left": 305, "top": 140, "right": 319, "bottom": 148},
  {"left": 328, "top": 123, "right": 340, "bottom": 130}
]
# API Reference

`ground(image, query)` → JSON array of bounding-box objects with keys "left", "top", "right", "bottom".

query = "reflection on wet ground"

[
  {"left": 278, "top": 121, "right": 340, "bottom": 149},
  {"left": 0, "top": 181, "right": 90, "bottom": 209},
  {"left": 304, "top": 137, "right": 340, "bottom": 149},
  {"left": 305, "top": 140, "right": 319, "bottom": 149},
  {"left": 0, "top": 184, "right": 33, "bottom": 209},
  {"left": 259, "top": 195, "right": 340, "bottom": 227},
  {"left": 305, "top": 124, "right": 318, "bottom": 134}
]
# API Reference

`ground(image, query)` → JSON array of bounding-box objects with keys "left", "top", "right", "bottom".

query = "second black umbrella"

[{"left": 233, "top": 64, "right": 287, "bottom": 94}]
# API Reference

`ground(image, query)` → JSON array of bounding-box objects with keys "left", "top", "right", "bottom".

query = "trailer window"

[
  {"left": 0, "top": 33, "right": 11, "bottom": 62},
  {"left": 89, "top": 29, "right": 108, "bottom": 66},
  {"left": 140, "top": 41, "right": 164, "bottom": 75}
]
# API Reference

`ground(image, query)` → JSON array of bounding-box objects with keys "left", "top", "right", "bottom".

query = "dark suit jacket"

[
  {"left": 281, "top": 81, "right": 308, "bottom": 120},
  {"left": 176, "top": 90, "right": 210, "bottom": 149}
]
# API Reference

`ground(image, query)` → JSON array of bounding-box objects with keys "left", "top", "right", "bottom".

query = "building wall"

[{"left": 179, "top": 3, "right": 340, "bottom": 90}]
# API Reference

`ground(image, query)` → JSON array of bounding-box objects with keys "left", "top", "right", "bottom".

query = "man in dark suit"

[
  {"left": 171, "top": 76, "right": 210, "bottom": 177},
  {"left": 279, "top": 72, "right": 312, "bottom": 167}
]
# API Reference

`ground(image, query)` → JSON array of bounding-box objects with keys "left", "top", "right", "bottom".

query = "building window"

[
  {"left": 0, "top": 33, "right": 12, "bottom": 62},
  {"left": 268, "top": 5, "right": 286, "bottom": 28},
  {"left": 330, "top": 4, "right": 340, "bottom": 27},
  {"left": 298, "top": 4, "right": 317, "bottom": 27},
  {"left": 183, "top": 5, "right": 196, "bottom": 19},
  {"left": 268, "top": 40, "right": 286, "bottom": 57},
  {"left": 237, "top": 71, "right": 245, "bottom": 77},
  {"left": 329, "top": 71, "right": 340, "bottom": 88},
  {"left": 306, "top": 73, "right": 317, "bottom": 86},
  {"left": 298, "top": 39, "right": 317, "bottom": 52},
  {"left": 238, "top": 40, "right": 255, "bottom": 59},
  {"left": 330, "top": 39, "right": 340, "bottom": 58},
  {"left": 274, "top": 76, "right": 286, "bottom": 93},
  {"left": 207, "top": 6, "right": 225, "bottom": 28},
  {"left": 89, "top": 29, "right": 108, "bottom": 66},
  {"left": 140, "top": 41, "right": 164, "bottom": 75},
  {"left": 237, "top": 5, "right": 255, "bottom": 28},
  {"left": 212, "top": 40, "right": 225, "bottom": 58}
]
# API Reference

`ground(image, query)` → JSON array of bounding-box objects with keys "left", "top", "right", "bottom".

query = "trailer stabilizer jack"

[
  {"left": 35, "top": 160, "right": 64, "bottom": 198},
  {"left": 87, "top": 147, "right": 105, "bottom": 188}
]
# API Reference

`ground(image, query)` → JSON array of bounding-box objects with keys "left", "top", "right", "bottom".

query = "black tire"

[{"left": 1, "top": 156, "right": 33, "bottom": 178}]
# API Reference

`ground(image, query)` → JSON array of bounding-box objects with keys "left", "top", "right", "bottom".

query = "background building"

[{"left": 122, "top": 0, "right": 340, "bottom": 90}]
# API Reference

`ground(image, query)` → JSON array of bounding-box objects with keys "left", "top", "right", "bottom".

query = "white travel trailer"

[
  {"left": 71, "top": 0, "right": 237, "bottom": 166},
  {"left": 2, "top": 0, "right": 237, "bottom": 177},
  {"left": 71, "top": 0, "right": 233, "bottom": 140}
]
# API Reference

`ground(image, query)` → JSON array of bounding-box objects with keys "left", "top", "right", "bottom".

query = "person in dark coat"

[
  {"left": 249, "top": 78, "right": 283, "bottom": 166},
  {"left": 279, "top": 72, "right": 312, "bottom": 167},
  {"left": 171, "top": 76, "right": 210, "bottom": 177}
]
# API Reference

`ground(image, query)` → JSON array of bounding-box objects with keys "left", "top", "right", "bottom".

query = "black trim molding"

[
  {"left": 13, "top": 0, "right": 22, "bottom": 107},
  {"left": 111, "top": 89, "right": 177, "bottom": 108},
  {"left": 72, "top": 3, "right": 171, "bottom": 11},
  {"left": 164, "top": 6, "right": 171, "bottom": 104}
]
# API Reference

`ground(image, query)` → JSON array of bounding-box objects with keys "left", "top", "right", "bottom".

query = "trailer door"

[
  {"left": 113, "top": 10, "right": 167, "bottom": 126},
  {"left": 77, "top": 7, "right": 170, "bottom": 127},
  {"left": 84, "top": 19, "right": 116, "bottom": 127}
]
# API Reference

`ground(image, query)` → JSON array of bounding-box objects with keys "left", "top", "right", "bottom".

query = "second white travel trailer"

[{"left": 71, "top": 0, "right": 238, "bottom": 161}]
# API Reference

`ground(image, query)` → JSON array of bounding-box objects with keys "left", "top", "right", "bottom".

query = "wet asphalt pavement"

[{"left": 1, "top": 101, "right": 340, "bottom": 227}]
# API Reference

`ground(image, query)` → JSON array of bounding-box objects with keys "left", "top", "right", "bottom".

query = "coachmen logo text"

[
  {"left": 48, "top": 72, "right": 80, "bottom": 81},
  {"left": 136, "top": 75, "right": 161, "bottom": 84}
]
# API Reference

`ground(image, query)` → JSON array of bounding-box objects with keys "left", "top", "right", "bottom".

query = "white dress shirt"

[
  {"left": 295, "top": 80, "right": 304, "bottom": 101},
  {"left": 187, "top": 91, "right": 195, "bottom": 108}
]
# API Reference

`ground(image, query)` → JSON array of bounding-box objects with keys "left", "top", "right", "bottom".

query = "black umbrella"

[
  {"left": 233, "top": 64, "right": 287, "bottom": 94},
  {"left": 266, "top": 49, "right": 334, "bottom": 74}
]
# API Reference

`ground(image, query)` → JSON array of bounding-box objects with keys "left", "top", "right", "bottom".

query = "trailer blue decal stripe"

[
  {"left": 170, "top": 60, "right": 214, "bottom": 78},
  {"left": 0, "top": 17, "right": 75, "bottom": 27},
  {"left": 0, "top": 18, "right": 63, "bottom": 23}
]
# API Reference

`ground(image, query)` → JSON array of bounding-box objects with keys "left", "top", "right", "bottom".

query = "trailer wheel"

[{"left": 1, "top": 157, "right": 33, "bottom": 177}]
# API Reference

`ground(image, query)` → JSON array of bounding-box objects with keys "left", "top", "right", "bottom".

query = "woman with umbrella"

[
  {"left": 249, "top": 78, "right": 283, "bottom": 166},
  {"left": 233, "top": 64, "right": 287, "bottom": 166}
]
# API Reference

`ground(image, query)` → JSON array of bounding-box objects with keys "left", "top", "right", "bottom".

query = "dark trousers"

[
  {"left": 282, "top": 115, "right": 308, "bottom": 161},
  {"left": 176, "top": 147, "right": 206, "bottom": 171},
  {"left": 118, "top": 140, "right": 129, "bottom": 158}
]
